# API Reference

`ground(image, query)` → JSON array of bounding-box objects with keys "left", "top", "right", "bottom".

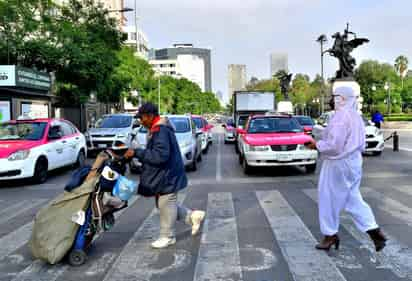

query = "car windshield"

[
  {"left": 95, "top": 115, "right": 132, "bottom": 128},
  {"left": 192, "top": 117, "right": 203, "bottom": 129},
  {"left": 295, "top": 116, "right": 314, "bottom": 126},
  {"left": 248, "top": 117, "right": 303, "bottom": 134},
  {"left": 0, "top": 122, "right": 47, "bottom": 140},
  {"left": 169, "top": 117, "right": 191, "bottom": 133}
]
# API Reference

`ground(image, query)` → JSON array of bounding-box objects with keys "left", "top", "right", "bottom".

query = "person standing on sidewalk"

[
  {"left": 305, "top": 86, "right": 387, "bottom": 252},
  {"left": 371, "top": 110, "right": 384, "bottom": 129},
  {"left": 125, "top": 102, "right": 205, "bottom": 249}
]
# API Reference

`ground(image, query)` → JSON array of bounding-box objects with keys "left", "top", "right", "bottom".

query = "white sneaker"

[
  {"left": 191, "top": 210, "right": 206, "bottom": 236},
  {"left": 151, "top": 237, "right": 176, "bottom": 249}
]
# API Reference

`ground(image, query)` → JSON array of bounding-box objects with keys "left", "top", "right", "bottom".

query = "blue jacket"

[
  {"left": 372, "top": 112, "right": 384, "bottom": 123},
  {"left": 134, "top": 118, "right": 188, "bottom": 197}
]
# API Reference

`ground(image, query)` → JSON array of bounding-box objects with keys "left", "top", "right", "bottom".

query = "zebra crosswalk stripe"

[
  {"left": 11, "top": 195, "right": 140, "bottom": 281},
  {"left": 0, "top": 199, "right": 47, "bottom": 225},
  {"left": 103, "top": 193, "right": 188, "bottom": 281},
  {"left": 256, "top": 190, "right": 347, "bottom": 281},
  {"left": 0, "top": 222, "right": 33, "bottom": 260},
  {"left": 304, "top": 188, "right": 412, "bottom": 279},
  {"left": 193, "top": 192, "right": 242, "bottom": 281}
]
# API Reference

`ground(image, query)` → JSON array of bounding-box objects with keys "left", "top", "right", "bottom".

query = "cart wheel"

[{"left": 68, "top": 249, "right": 87, "bottom": 266}]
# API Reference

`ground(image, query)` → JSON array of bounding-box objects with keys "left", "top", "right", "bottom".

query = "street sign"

[{"left": 0, "top": 65, "right": 51, "bottom": 91}]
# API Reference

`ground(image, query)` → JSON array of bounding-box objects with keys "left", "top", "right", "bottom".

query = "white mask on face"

[{"left": 334, "top": 95, "right": 345, "bottom": 110}]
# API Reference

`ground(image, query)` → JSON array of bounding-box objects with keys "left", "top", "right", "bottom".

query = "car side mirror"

[
  {"left": 132, "top": 120, "right": 141, "bottom": 129},
  {"left": 48, "top": 131, "right": 62, "bottom": 140},
  {"left": 237, "top": 128, "right": 246, "bottom": 135}
]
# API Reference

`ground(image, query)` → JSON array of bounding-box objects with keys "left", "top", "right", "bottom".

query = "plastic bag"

[{"left": 112, "top": 176, "right": 137, "bottom": 201}]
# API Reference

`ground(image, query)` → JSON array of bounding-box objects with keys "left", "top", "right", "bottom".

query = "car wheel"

[
  {"left": 224, "top": 140, "right": 229, "bottom": 144},
  {"left": 372, "top": 151, "right": 382, "bottom": 156},
  {"left": 188, "top": 158, "right": 197, "bottom": 171},
  {"left": 76, "top": 150, "right": 86, "bottom": 168},
  {"left": 305, "top": 163, "right": 317, "bottom": 174},
  {"left": 242, "top": 158, "right": 252, "bottom": 175},
  {"left": 34, "top": 158, "right": 48, "bottom": 184}
]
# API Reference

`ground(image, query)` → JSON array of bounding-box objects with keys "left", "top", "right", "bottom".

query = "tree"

[
  {"left": 0, "top": 0, "right": 125, "bottom": 106},
  {"left": 355, "top": 60, "right": 399, "bottom": 113},
  {"left": 395, "top": 55, "right": 409, "bottom": 89}
]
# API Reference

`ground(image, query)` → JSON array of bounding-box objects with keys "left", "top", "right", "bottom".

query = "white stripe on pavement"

[
  {"left": 0, "top": 222, "right": 33, "bottom": 260},
  {"left": 216, "top": 134, "right": 222, "bottom": 182},
  {"left": 256, "top": 190, "right": 347, "bottom": 281},
  {"left": 103, "top": 193, "right": 189, "bottom": 281},
  {"left": 11, "top": 195, "right": 140, "bottom": 281},
  {"left": 304, "top": 188, "right": 412, "bottom": 279},
  {"left": 193, "top": 192, "right": 242, "bottom": 281},
  {"left": 362, "top": 187, "right": 412, "bottom": 227},
  {"left": 0, "top": 199, "right": 47, "bottom": 225}
]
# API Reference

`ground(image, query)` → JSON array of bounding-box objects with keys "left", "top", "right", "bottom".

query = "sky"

[{"left": 124, "top": 0, "right": 412, "bottom": 103}]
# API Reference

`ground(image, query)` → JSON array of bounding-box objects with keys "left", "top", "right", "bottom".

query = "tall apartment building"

[
  {"left": 228, "top": 64, "right": 247, "bottom": 99},
  {"left": 54, "top": 0, "right": 126, "bottom": 27},
  {"left": 149, "top": 44, "right": 212, "bottom": 92},
  {"left": 123, "top": 26, "right": 149, "bottom": 60},
  {"left": 270, "top": 53, "right": 288, "bottom": 77}
]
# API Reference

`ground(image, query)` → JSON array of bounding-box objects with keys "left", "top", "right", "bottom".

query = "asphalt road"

[{"left": 1, "top": 126, "right": 412, "bottom": 281}]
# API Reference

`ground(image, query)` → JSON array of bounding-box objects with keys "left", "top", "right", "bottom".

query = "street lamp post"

[
  {"left": 317, "top": 34, "right": 328, "bottom": 114},
  {"left": 384, "top": 82, "right": 391, "bottom": 115}
]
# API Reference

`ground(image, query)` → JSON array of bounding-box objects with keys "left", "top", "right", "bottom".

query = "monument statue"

[
  {"left": 279, "top": 73, "right": 293, "bottom": 100},
  {"left": 326, "top": 23, "right": 369, "bottom": 79}
]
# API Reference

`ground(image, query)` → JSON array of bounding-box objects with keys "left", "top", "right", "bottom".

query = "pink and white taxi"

[
  {"left": 0, "top": 118, "right": 87, "bottom": 183},
  {"left": 237, "top": 114, "right": 318, "bottom": 174}
]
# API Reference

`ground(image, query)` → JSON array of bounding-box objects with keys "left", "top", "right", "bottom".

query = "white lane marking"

[
  {"left": 256, "top": 190, "right": 347, "bottom": 281},
  {"left": 11, "top": 195, "right": 140, "bottom": 281},
  {"left": 240, "top": 245, "right": 277, "bottom": 272},
  {"left": 0, "top": 222, "right": 33, "bottom": 260},
  {"left": 362, "top": 187, "right": 412, "bottom": 227},
  {"left": 85, "top": 253, "right": 117, "bottom": 276},
  {"left": 193, "top": 192, "right": 243, "bottom": 281},
  {"left": 216, "top": 134, "right": 222, "bottom": 182},
  {"left": 103, "top": 193, "right": 190, "bottom": 281},
  {"left": 304, "top": 188, "right": 412, "bottom": 278},
  {"left": 0, "top": 199, "right": 47, "bottom": 225}
]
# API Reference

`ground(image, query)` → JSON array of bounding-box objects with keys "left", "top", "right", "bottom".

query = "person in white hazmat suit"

[{"left": 306, "top": 86, "right": 387, "bottom": 252}]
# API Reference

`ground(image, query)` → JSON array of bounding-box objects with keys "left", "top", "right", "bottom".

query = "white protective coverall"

[{"left": 316, "top": 86, "right": 379, "bottom": 236}]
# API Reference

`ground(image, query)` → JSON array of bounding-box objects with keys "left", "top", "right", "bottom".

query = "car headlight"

[
  {"left": 180, "top": 139, "right": 192, "bottom": 149},
  {"left": 116, "top": 134, "right": 126, "bottom": 138},
  {"left": 297, "top": 144, "right": 310, "bottom": 151},
  {"left": 8, "top": 150, "right": 30, "bottom": 161},
  {"left": 248, "top": 145, "right": 270, "bottom": 152}
]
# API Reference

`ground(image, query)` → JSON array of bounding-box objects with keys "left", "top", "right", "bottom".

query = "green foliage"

[{"left": 0, "top": 0, "right": 124, "bottom": 105}]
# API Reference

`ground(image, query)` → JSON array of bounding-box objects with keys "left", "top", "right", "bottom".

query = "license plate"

[
  {"left": 278, "top": 154, "right": 292, "bottom": 162},
  {"left": 98, "top": 144, "right": 107, "bottom": 148}
]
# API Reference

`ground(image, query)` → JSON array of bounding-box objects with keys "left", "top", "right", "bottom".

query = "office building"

[
  {"left": 149, "top": 44, "right": 211, "bottom": 92},
  {"left": 228, "top": 64, "right": 247, "bottom": 98}
]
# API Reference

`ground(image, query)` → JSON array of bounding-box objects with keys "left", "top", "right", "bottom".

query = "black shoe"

[
  {"left": 315, "top": 234, "right": 340, "bottom": 251},
  {"left": 367, "top": 228, "right": 387, "bottom": 252}
]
